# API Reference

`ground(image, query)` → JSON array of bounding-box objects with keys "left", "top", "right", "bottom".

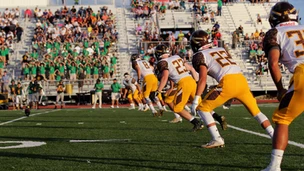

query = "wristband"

[{"left": 194, "top": 95, "right": 201, "bottom": 102}]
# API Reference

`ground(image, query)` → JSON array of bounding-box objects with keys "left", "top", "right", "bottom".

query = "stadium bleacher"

[{"left": 0, "top": 0, "right": 292, "bottom": 98}]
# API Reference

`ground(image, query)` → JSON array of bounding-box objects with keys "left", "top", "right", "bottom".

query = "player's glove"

[{"left": 191, "top": 95, "right": 200, "bottom": 116}]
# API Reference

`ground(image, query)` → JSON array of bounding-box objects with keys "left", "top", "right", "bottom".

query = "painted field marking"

[
  {"left": 70, "top": 139, "right": 131, "bottom": 143},
  {"left": 0, "top": 141, "right": 46, "bottom": 149},
  {"left": 228, "top": 124, "right": 304, "bottom": 149},
  {"left": 0, "top": 110, "right": 56, "bottom": 126}
]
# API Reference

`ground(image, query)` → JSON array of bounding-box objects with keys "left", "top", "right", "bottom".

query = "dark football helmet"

[
  {"left": 130, "top": 54, "right": 139, "bottom": 62},
  {"left": 154, "top": 44, "right": 170, "bottom": 61},
  {"left": 25, "top": 106, "right": 30, "bottom": 117},
  {"left": 190, "top": 30, "right": 211, "bottom": 53},
  {"left": 269, "top": 2, "right": 298, "bottom": 28}
]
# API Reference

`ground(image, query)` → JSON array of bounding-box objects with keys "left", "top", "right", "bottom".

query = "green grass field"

[{"left": 0, "top": 105, "right": 303, "bottom": 171}]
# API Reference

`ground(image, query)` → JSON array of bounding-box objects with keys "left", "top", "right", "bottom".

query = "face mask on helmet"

[
  {"left": 190, "top": 30, "right": 212, "bottom": 53},
  {"left": 269, "top": 2, "right": 298, "bottom": 28},
  {"left": 155, "top": 44, "right": 170, "bottom": 60}
]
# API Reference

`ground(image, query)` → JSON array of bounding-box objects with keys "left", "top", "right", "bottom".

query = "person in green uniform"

[
  {"left": 23, "top": 63, "right": 30, "bottom": 80},
  {"left": 102, "top": 62, "right": 110, "bottom": 81},
  {"left": 15, "top": 82, "right": 23, "bottom": 110},
  {"left": 48, "top": 62, "right": 55, "bottom": 81},
  {"left": 110, "top": 78, "right": 121, "bottom": 108},
  {"left": 30, "top": 49, "right": 39, "bottom": 60},
  {"left": 39, "top": 63, "right": 46, "bottom": 79},
  {"left": 92, "top": 78, "right": 104, "bottom": 109},
  {"left": 93, "top": 64, "right": 99, "bottom": 80},
  {"left": 68, "top": 62, "right": 77, "bottom": 81},
  {"left": 110, "top": 54, "right": 117, "bottom": 76},
  {"left": 9, "top": 80, "right": 17, "bottom": 110},
  {"left": 30, "top": 63, "right": 37, "bottom": 79},
  {"left": 55, "top": 70, "right": 61, "bottom": 83},
  {"left": 0, "top": 56, "right": 4, "bottom": 76}
]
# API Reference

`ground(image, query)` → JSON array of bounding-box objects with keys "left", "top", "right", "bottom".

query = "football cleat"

[
  {"left": 24, "top": 106, "right": 30, "bottom": 117},
  {"left": 143, "top": 105, "right": 149, "bottom": 111},
  {"left": 159, "top": 109, "right": 164, "bottom": 116},
  {"left": 169, "top": 118, "right": 182, "bottom": 123},
  {"left": 192, "top": 122, "right": 204, "bottom": 132},
  {"left": 201, "top": 138, "right": 225, "bottom": 149},
  {"left": 152, "top": 111, "right": 159, "bottom": 117},
  {"left": 217, "top": 116, "right": 228, "bottom": 131}
]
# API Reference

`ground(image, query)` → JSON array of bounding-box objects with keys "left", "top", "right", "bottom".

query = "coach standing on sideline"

[{"left": 111, "top": 78, "right": 121, "bottom": 108}]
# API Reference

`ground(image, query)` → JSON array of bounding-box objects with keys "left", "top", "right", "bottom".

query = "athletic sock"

[
  {"left": 198, "top": 111, "right": 222, "bottom": 140},
  {"left": 149, "top": 104, "right": 156, "bottom": 112},
  {"left": 156, "top": 101, "right": 163, "bottom": 110},
  {"left": 269, "top": 149, "right": 284, "bottom": 169},
  {"left": 174, "top": 113, "right": 181, "bottom": 118}
]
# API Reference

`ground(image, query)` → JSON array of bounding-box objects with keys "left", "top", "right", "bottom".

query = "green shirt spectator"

[
  {"left": 110, "top": 56, "right": 117, "bottom": 65},
  {"left": 103, "top": 64, "right": 110, "bottom": 74},
  {"left": 30, "top": 51, "right": 39, "bottom": 60},
  {"left": 30, "top": 65, "right": 37, "bottom": 75},
  {"left": 39, "top": 65, "right": 46, "bottom": 75},
  {"left": 93, "top": 66, "right": 99, "bottom": 75},
  {"left": 94, "top": 82, "right": 104, "bottom": 92},
  {"left": 111, "top": 82, "right": 121, "bottom": 93}
]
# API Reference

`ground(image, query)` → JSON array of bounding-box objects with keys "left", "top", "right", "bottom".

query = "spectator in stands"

[
  {"left": 180, "top": 0, "right": 186, "bottom": 10},
  {"left": 1, "top": 71, "right": 10, "bottom": 93},
  {"left": 192, "top": 2, "right": 199, "bottom": 13},
  {"left": 232, "top": 30, "right": 238, "bottom": 49},
  {"left": 253, "top": 29, "right": 260, "bottom": 40},
  {"left": 168, "top": 0, "right": 174, "bottom": 10},
  {"left": 259, "top": 29, "right": 265, "bottom": 39},
  {"left": 111, "top": 78, "right": 121, "bottom": 108},
  {"left": 237, "top": 25, "right": 244, "bottom": 36},
  {"left": 210, "top": 11, "right": 215, "bottom": 24},
  {"left": 0, "top": 56, "right": 4, "bottom": 76},
  {"left": 256, "top": 44, "right": 265, "bottom": 61},
  {"left": 160, "top": 3, "right": 166, "bottom": 17},
  {"left": 213, "top": 22, "right": 220, "bottom": 31},
  {"left": 217, "top": 0, "right": 223, "bottom": 16},
  {"left": 201, "top": 3, "right": 207, "bottom": 15},
  {"left": 16, "top": 24, "right": 23, "bottom": 43},
  {"left": 257, "top": 14, "right": 262, "bottom": 25}
]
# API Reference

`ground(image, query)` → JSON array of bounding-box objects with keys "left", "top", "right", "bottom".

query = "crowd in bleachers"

[
  {"left": 0, "top": 8, "right": 24, "bottom": 77},
  {"left": 19, "top": 5, "right": 119, "bottom": 86}
]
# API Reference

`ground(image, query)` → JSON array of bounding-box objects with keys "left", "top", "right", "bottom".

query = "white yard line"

[
  {"left": 70, "top": 139, "right": 131, "bottom": 143},
  {"left": 228, "top": 124, "right": 304, "bottom": 149},
  {"left": 0, "top": 110, "right": 56, "bottom": 126}
]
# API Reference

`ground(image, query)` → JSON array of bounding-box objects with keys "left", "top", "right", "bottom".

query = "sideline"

[
  {"left": 228, "top": 124, "right": 304, "bottom": 149},
  {"left": 0, "top": 110, "right": 57, "bottom": 126}
]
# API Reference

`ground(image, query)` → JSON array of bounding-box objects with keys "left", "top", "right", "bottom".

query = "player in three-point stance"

[{"left": 190, "top": 30, "right": 274, "bottom": 148}]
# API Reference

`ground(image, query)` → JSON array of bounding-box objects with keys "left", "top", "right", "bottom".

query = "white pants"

[
  {"left": 16, "top": 95, "right": 23, "bottom": 107},
  {"left": 56, "top": 93, "right": 64, "bottom": 104},
  {"left": 93, "top": 91, "right": 102, "bottom": 107}
]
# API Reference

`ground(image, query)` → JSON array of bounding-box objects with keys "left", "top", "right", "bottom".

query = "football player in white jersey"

[
  {"left": 190, "top": 30, "right": 274, "bottom": 148},
  {"left": 123, "top": 72, "right": 144, "bottom": 110},
  {"left": 262, "top": 2, "right": 304, "bottom": 171},
  {"left": 155, "top": 44, "right": 203, "bottom": 131},
  {"left": 131, "top": 54, "right": 164, "bottom": 116}
]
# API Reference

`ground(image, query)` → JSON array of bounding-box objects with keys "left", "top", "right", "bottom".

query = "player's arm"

[
  {"left": 185, "top": 62, "right": 199, "bottom": 81},
  {"left": 196, "top": 65, "right": 208, "bottom": 96},
  {"left": 156, "top": 61, "right": 169, "bottom": 93},
  {"left": 263, "top": 28, "right": 286, "bottom": 100},
  {"left": 132, "top": 61, "right": 141, "bottom": 82}
]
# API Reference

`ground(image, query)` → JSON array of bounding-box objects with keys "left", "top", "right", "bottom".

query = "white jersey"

[
  {"left": 158, "top": 55, "right": 191, "bottom": 84},
  {"left": 133, "top": 59, "right": 154, "bottom": 77},
  {"left": 273, "top": 23, "right": 304, "bottom": 73},
  {"left": 123, "top": 77, "right": 137, "bottom": 93},
  {"left": 193, "top": 47, "right": 242, "bottom": 82}
]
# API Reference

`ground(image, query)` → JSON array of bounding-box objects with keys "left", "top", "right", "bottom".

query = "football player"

[
  {"left": 262, "top": 2, "right": 304, "bottom": 171},
  {"left": 155, "top": 44, "right": 203, "bottom": 131},
  {"left": 55, "top": 80, "right": 65, "bottom": 109},
  {"left": 131, "top": 54, "right": 164, "bottom": 116},
  {"left": 190, "top": 30, "right": 274, "bottom": 148},
  {"left": 9, "top": 80, "right": 17, "bottom": 110},
  {"left": 123, "top": 72, "right": 144, "bottom": 110}
]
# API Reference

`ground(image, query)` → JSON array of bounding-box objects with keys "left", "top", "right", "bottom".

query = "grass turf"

[{"left": 0, "top": 105, "right": 303, "bottom": 171}]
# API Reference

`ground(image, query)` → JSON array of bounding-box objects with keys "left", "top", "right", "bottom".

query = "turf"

[{"left": 0, "top": 105, "right": 303, "bottom": 171}]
